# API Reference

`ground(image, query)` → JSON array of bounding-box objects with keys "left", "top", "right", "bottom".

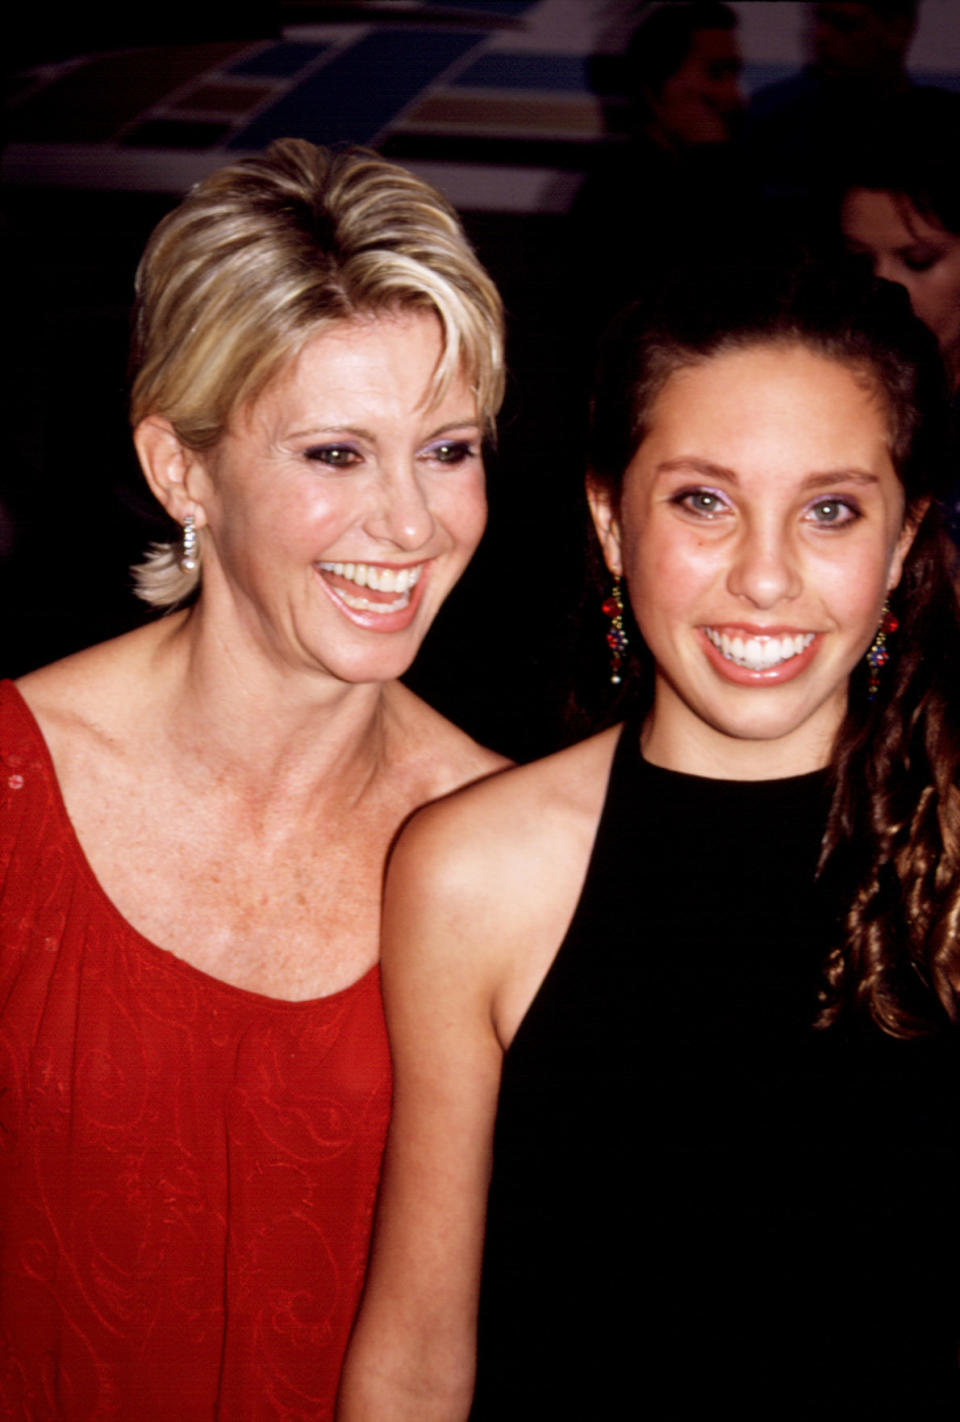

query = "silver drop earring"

[{"left": 180, "top": 513, "right": 198, "bottom": 572}]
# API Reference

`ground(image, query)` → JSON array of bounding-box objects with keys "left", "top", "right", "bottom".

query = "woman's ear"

[
  {"left": 887, "top": 497, "right": 930, "bottom": 592},
  {"left": 133, "top": 417, "right": 209, "bottom": 527},
  {"left": 586, "top": 476, "right": 623, "bottom": 577}
]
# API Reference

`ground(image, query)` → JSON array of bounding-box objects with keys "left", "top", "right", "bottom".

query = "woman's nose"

[
  {"left": 364, "top": 467, "right": 436, "bottom": 551},
  {"left": 726, "top": 524, "right": 801, "bottom": 608}
]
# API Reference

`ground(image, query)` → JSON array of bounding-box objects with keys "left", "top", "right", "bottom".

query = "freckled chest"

[{"left": 58, "top": 751, "right": 430, "bottom": 1001}]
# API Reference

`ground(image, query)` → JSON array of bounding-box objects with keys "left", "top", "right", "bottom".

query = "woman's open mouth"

[
  {"left": 704, "top": 628, "right": 816, "bottom": 671},
  {"left": 316, "top": 560, "right": 423, "bottom": 615}
]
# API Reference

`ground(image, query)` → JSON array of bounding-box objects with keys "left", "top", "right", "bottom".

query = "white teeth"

[
  {"left": 705, "top": 628, "right": 815, "bottom": 671},
  {"left": 316, "top": 560, "right": 424, "bottom": 614},
  {"left": 317, "top": 561, "right": 422, "bottom": 591},
  {"left": 373, "top": 568, "right": 397, "bottom": 592}
]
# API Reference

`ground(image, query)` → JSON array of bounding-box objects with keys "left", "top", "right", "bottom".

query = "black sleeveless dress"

[{"left": 471, "top": 723, "right": 960, "bottom": 1419}]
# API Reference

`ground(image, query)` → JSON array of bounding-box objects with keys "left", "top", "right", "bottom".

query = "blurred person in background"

[
  {"left": 840, "top": 87, "right": 960, "bottom": 394},
  {"left": 748, "top": 1, "right": 919, "bottom": 248},
  {"left": 572, "top": 2, "right": 747, "bottom": 338},
  {"left": 839, "top": 86, "right": 960, "bottom": 535},
  {"left": 629, "top": 0, "right": 743, "bottom": 149}
]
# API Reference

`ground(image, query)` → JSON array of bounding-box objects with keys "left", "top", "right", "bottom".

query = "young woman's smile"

[{"left": 590, "top": 343, "right": 917, "bottom": 778}]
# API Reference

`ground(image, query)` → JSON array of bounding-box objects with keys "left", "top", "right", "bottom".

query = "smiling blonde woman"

[{"left": 0, "top": 139, "right": 506, "bottom": 1421}]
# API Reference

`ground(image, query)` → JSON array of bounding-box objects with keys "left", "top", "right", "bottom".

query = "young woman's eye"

[
  {"left": 425, "top": 440, "right": 477, "bottom": 466},
  {"left": 807, "top": 498, "right": 860, "bottom": 526},
  {"left": 674, "top": 488, "right": 729, "bottom": 517},
  {"left": 304, "top": 444, "right": 361, "bottom": 468}
]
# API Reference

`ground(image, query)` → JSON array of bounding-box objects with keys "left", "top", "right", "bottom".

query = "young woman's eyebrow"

[
  {"left": 801, "top": 469, "right": 880, "bottom": 490},
  {"left": 655, "top": 458, "right": 879, "bottom": 489},
  {"left": 656, "top": 456, "right": 737, "bottom": 480}
]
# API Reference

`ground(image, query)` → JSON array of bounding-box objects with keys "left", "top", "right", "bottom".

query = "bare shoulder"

[
  {"left": 383, "top": 726, "right": 623, "bottom": 1042},
  {"left": 383, "top": 681, "right": 511, "bottom": 798},
  {"left": 390, "top": 724, "right": 621, "bottom": 925},
  {"left": 15, "top": 624, "right": 167, "bottom": 757}
]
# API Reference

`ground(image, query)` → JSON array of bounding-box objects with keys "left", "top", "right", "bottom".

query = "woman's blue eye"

[
  {"left": 304, "top": 445, "right": 360, "bottom": 468},
  {"left": 809, "top": 498, "right": 858, "bottom": 525},
  {"left": 677, "top": 489, "right": 726, "bottom": 515}
]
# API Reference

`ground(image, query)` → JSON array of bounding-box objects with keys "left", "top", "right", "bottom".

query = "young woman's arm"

[
  {"left": 336, "top": 797, "right": 511, "bottom": 1420},
  {"left": 337, "top": 734, "right": 616, "bottom": 1419}
]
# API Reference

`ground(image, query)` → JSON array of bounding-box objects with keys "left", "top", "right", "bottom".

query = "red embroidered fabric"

[{"left": 0, "top": 681, "right": 391, "bottom": 1420}]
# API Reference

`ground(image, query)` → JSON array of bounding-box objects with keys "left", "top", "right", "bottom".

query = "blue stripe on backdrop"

[
  {"left": 453, "top": 53, "right": 592, "bottom": 91},
  {"left": 228, "top": 29, "right": 486, "bottom": 149},
  {"left": 228, "top": 43, "right": 329, "bottom": 79}
]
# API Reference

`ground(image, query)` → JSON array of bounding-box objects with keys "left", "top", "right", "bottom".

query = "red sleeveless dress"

[{"left": 0, "top": 681, "right": 391, "bottom": 1420}]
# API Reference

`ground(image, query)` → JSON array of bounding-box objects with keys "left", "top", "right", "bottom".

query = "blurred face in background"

[
  {"left": 811, "top": 2, "right": 915, "bottom": 84},
  {"left": 648, "top": 26, "right": 744, "bottom": 147},
  {"left": 842, "top": 187, "right": 960, "bottom": 389}
]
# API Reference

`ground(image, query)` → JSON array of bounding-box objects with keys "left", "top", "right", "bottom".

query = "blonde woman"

[{"left": 0, "top": 139, "right": 506, "bottom": 1420}]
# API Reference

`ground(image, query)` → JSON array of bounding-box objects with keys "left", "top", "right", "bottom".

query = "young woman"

[{"left": 339, "top": 265, "right": 960, "bottom": 1418}]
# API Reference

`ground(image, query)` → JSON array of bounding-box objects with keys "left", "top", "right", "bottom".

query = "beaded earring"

[
  {"left": 866, "top": 599, "right": 898, "bottom": 700},
  {"left": 180, "top": 512, "right": 198, "bottom": 573},
  {"left": 602, "top": 575, "right": 628, "bottom": 686}
]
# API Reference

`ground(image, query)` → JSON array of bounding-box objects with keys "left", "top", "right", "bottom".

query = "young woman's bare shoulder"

[
  {"left": 403, "top": 721, "right": 617, "bottom": 847},
  {"left": 387, "top": 727, "right": 621, "bottom": 942},
  {"left": 383, "top": 726, "right": 623, "bottom": 1045}
]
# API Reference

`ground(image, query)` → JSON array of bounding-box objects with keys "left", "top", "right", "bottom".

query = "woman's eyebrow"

[
  {"left": 801, "top": 469, "right": 880, "bottom": 490},
  {"left": 656, "top": 456, "right": 737, "bottom": 480},
  {"left": 655, "top": 458, "right": 880, "bottom": 490}
]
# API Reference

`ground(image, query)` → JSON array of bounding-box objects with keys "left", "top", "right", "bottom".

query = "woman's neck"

[{"left": 134, "top": 606, "right": 401, "bottom": 803}]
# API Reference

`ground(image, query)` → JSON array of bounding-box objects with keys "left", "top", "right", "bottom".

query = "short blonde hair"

[{"left": 131, "top": 138, "right": 505, "bottom": 608}]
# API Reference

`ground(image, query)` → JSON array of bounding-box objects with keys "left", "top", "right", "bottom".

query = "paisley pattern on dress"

[{"left": 0, "top": 681, "right": 392, "bottom": 1421}]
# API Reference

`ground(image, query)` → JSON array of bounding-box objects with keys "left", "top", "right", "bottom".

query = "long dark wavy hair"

[{"left": 586, "top": 262, "right": 960, "bottom": 1037}]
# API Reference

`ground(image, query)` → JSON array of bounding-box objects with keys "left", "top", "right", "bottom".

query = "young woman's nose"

[
  {"left": 364, "top": 466, "right": 437, "bottom": 551},
  {"left": 726, "top": 522, "right": 802, "bottom": 608}
]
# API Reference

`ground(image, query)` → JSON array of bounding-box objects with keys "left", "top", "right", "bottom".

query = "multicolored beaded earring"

[
  {"left": 866, "top": 599, "right": 899, "bottom": 700},
  {"left": 602, "top": 575, "right": 628, "bottom": 686}
]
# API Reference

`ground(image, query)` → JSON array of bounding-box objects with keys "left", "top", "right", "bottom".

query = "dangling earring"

[
  {"left": 180, "top": 512, "right": 198, "bottom": 573},
  {"left": 866, "top": 599, "right": 898, "bottom": 700},
  {"left": 602, "top": 575, "right": 628, "bottom": 686}
]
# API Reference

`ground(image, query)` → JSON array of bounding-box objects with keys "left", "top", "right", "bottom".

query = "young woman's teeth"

[
  {"left": 317, "top": 561, "right": 422, "bottom": 614},
  {"left": 705, "top": 628, "right": 815, "bottom": 670}
]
